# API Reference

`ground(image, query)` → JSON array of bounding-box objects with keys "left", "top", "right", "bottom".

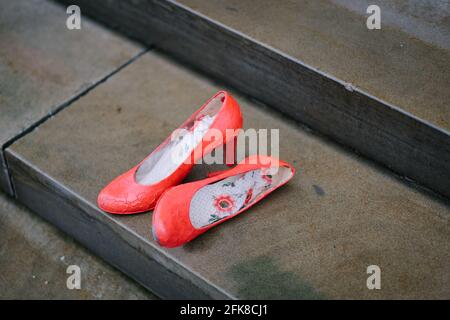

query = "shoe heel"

[
  {"left": 207, "top": 169, "right": 229, "bottom": 178},
  {"left": 224, "top": 135, "right": 237, "bottom": 167}
]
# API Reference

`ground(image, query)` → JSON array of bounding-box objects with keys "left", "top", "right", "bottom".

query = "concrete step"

[
  {"left": 6, "top": 51, "right": 450, "bottom": 299},
  {"left": 57, "top": 0, "right": 450, "bottom": 199},
  {"left": 0, "top": 0, "right": 143, "bottom": 195},
  {"left": 0, "top": 193, "right": 157, "bottom": 299}
]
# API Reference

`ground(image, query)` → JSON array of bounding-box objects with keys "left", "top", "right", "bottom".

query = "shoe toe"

[
  {"left": 152, "top": 187, "right": 193, "bottom": 247},
  {"left": 152, "top": 197, "right": 178, "bottom": 247},
  {"left": 97, "top": 175, "right": 154, "bottom": 214},
  {"left": 97, "top": 185, "right": 132, "bottom": 214}
]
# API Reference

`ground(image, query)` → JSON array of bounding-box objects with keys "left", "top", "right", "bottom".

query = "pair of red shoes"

[{"left": 98, "top": 91, "right": 295, "bottom": 247}]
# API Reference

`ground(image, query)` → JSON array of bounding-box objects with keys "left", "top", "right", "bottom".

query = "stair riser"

[{"left": 0, "top": 155, "right": 13, "bottom": 195}]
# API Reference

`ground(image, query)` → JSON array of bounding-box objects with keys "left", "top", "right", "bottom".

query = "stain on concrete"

[
  {"left": 228, "top": 256, "right": 324, "bottom": 299},
  {"left": 225, "top": 6, "right": 238, "bottom": 12},
  {"left": 313, "top": 184, "right": 325, "bottom": 196}
]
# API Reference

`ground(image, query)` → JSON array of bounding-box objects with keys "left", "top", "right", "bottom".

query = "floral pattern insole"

[{"left": 189, "top": 168, "right": 289, "bottom": 228}]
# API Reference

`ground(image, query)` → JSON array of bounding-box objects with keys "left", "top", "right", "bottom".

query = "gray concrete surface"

[
  {"left": 0, "top": 193, "right": 158, "bottom": 299},
  {"left": 0, "top": 0, "right": 143, "bottom": 194},
  {"left": 7, "top": 51, "right": 450, "bottom": 299},
  {"left": 333, "top": 0, "right": 450, "bottom": 51},
  {"left": 180, "top": 0, "right": 450, "bottom": 130}
]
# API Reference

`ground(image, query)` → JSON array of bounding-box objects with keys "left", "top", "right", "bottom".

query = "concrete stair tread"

[
  {"left": 6, "top": 52, "right": 450, "bottom": 299},
  {"left": 0, "top": 0, "right": 143, "bottom": 194}
]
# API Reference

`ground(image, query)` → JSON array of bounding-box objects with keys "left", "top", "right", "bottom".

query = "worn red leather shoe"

[
  {"left": 97, "top": 91, "right": 243, "bottom": 214},
  {"left": 152, "top": 155, "right": 295, "bottom": 247}
]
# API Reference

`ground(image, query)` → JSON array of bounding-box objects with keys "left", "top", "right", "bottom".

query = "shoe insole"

[
  {"left": 135, "top": 93, "right": 224, "bottom": 185},
  {"left": 136, "top": 115, "right": 214, "bottom": 185},
  {"left": 190, "top": 167, "right": 293, "bottom": 228}
]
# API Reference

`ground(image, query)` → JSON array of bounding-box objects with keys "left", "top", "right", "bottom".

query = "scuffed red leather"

[{"left": 98, "top": 162, "right": 193, "bottom": 214}]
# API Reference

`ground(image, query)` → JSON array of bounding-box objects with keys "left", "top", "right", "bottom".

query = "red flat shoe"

[
  {"left": 152, "top": 155, "right": 295, "bottom": 247},
  {"left": 98, "top": 91, "right": 243, "bottom": 214}
]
